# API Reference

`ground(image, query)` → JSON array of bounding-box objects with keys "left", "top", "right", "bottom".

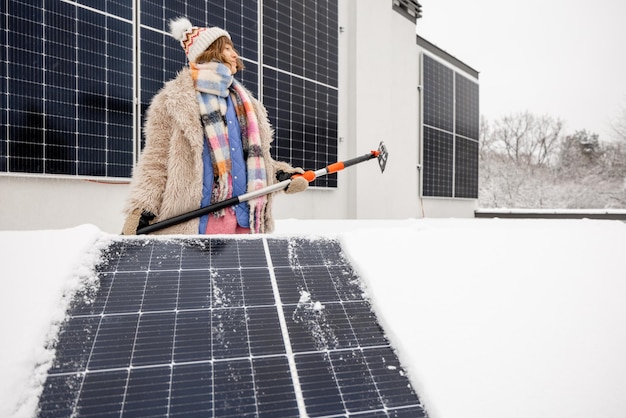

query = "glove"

[
  {"left": 285, "top": 175, "right": 309, "bottom": 194},
  {"left": 276, "top": 168, "right": 309, "bottom": 194},
  {"left": 121, "top": 209, "right": 156, "bottom": 235}
]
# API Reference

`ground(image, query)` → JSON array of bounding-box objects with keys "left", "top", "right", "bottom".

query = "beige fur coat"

[{"left": 123, "top": 68, "right": 297, "bottom": 235}]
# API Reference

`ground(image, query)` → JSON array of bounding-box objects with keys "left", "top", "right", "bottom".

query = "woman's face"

[{"left": 221, "top": 43, "right": 239, "bottom": 75}]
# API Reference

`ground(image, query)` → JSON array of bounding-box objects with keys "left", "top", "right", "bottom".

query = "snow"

[
  {"left": 2, "top": 218, "right": 626, "bottom": 418},
  {"left": 0, "top": 225, "right": 112, "bottom": 418},
  {"left": 475, "top": 208, "right": 626, "bottom": 216}
]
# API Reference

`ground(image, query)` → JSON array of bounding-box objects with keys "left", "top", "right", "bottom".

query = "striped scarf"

[{"left": 191, "top": 61, "right": 268, "bottom": 232}]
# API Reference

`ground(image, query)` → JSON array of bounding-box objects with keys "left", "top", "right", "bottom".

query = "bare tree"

[
  {"left": 531, "top": 114, "right": 564, "bottom": 166},
  {"left": 604, "top": 142, "right": 626, "bottom": 178},
  {"left": 479, "top": 112, "right": 626, "bottom": 209},
  {"left": 491, "top": 112, "right": 563, "bottom": 166},
  {"left": 611, "top": 104, "right": 626, "bottom": 142},
  {"left": 479, "top": 115, "right": 494, "bottom": 158}
]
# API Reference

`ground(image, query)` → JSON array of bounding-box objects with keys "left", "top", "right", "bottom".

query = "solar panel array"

[
  {"left": 1, "top": 0, "right": 134, "bottom": 177},
  {"left": 38, "top": 237, "right": 426, "bottom": 417},
  {"left": 1, "top": 0, "right": 338, "bottom": 186},
  {"left": 422, "top": 54, "right": 479, "bottom": 199},
  {"left": 263, "top": 0, "right": 339, "bottom": 187}
]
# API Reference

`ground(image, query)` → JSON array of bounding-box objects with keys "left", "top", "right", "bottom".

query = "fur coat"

[{"left": 123, "top": 68, "right": 296, "bottom": 235}]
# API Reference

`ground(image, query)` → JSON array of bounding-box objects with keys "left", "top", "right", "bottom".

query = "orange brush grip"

[
  {"left": 292, "top": 171, "right": 317, "bottom": 182},
  {"left": 327, "top": 162, "right": 345, "bottom": 174}
]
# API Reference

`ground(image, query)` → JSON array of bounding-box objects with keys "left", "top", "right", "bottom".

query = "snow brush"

[{"left": 136, "top": 141, "right": 389, "bottom": 235}]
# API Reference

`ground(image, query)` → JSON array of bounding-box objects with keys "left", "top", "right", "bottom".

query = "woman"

[{"left": 122, "top": 17, "right": 308, "bottom": 235}]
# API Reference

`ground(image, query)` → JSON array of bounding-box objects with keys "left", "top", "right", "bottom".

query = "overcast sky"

[{"left": 416, "top": 0, "right": 626, "bottom": 142}]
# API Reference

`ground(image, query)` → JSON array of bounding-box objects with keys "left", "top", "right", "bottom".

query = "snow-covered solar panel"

[{"left": 38, "top": 237, "right": 426, "bottom": 417}]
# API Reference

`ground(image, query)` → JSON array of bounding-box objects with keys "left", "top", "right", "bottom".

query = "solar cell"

[{"left": 38, "top": 237, "right": 426, "bottom": 417}]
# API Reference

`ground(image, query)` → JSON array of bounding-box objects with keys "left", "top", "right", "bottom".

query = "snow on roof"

[{"left": 2, "top": 218, "right": 626, "bottom": 418}]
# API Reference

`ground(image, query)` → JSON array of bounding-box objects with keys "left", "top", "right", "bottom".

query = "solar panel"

[
  {"left": 2, "top": 1, "right": 338, "bottom": 185},
  {"left": 422, "top": 54, "right": 479, "bottom": 199},
  {"left": 423, "top": 55, "right": 454, "bottom": 133},
  {"left": 262, "top": 0, "right": 339, "bottom": 188},
  {"left": 2, "top": 1, "right": 134, "bottom": 177},
  {"left": 454, "top": 136, "right": 479, "bottom": 199},
  {"left": 38, "top": 237, "right": 426, "bottom": 417},
  {"left": 423, "top": 126, "right": 454, "bottom": 198},
  {"left": 453, "top": 73, "right": 479, "bottom": 199},
  {"left": 454, "top": 73, "right": 479, "bottom": 141}
]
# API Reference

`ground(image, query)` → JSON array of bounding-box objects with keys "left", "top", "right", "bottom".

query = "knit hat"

[{"left": 169, "top": 17, "right": 231, "bottom": 63}]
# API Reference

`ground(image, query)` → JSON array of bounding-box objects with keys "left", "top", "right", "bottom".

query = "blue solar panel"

[
  {"left": 2, "top": 1, "right": 338, "bottom": 184},
  {"left": 455, "top": 136, "right": 479, "bottom": 199},
  {"left": 455, "top": 73, "right": 479, "bottom": 141},
  {"left": 1, "top": 1, "right": 135, "bottom": 177},
  {"left": 38, "top": 237, "right": 426, "bottom": 417},
  {"left": 263, "top": 0, "right": 339, "bottom": 188},
  {"left": 423, "top": 55, "right": 454, "bottom": 133},
  {"left": 423, "top": 126, "right": 454, "bottom": 198}
]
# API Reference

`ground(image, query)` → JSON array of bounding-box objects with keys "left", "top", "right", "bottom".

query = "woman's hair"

[{"left": 195, "top": 36, "right": 245, "bottom": 71}]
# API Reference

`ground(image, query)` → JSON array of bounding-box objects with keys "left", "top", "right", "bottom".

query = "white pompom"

[{"left": 169, "top": 17, "right": 193, "bottom": 41}]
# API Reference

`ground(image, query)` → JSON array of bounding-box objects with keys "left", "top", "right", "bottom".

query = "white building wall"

[
  {"left": 273, "top": 0, "right": 423, "bottom": 221},
  {"left": 0, "top": 176, "right": 129, "bottom": 233},
  {"left": 349, "top": 0, "right": 422, "bottom": 219},
  {"left": 0, "top": 1, "right": 476, "bottom": 234}
]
